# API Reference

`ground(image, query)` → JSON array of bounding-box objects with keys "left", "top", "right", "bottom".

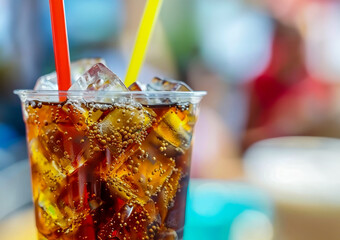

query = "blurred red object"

[{"left": 242, "top": 22, "right": 331, "bottom": 150}]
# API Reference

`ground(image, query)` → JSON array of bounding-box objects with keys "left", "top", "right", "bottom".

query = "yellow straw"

[{"left": 124, "top": 0, "right": 163, "bottom": 87}]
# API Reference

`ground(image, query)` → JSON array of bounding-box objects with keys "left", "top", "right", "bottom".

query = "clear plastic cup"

[{"left": 15, "top": 90, "right": 206, "bottom": 240}]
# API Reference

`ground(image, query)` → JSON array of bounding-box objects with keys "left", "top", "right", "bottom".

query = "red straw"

[{"left": 49, "top": 0, "right": 71, "bottom": 92}]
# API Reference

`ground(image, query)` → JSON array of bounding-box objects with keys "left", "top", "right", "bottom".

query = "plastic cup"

[{"left": 15, "top": 90, "right": 205, "bottom": 240}]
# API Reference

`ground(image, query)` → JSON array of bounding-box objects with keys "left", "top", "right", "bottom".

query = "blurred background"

[{"left": 1, "top": 0, "right": 340, "bottom": 239}]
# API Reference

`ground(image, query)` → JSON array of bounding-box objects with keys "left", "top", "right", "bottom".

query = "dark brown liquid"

[{"left": 24, "top": 99, "right": 198, "bottom": 240}]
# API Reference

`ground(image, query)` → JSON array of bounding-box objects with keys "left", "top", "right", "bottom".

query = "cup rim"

[{"left": 14, "top": 90, "right": 207, "bottom": 99}]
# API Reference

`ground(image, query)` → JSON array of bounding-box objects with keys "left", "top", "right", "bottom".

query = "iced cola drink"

[{"left": 15, "top": 61, "right": 205, "bottom": 240}]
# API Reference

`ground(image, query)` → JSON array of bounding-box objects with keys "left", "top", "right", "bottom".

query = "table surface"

[
  {"left": 0, "top": 208, "right": 36, "bottom": 240},
  {"left": 0, "top": 181, "right": 273, "bottom": 240}
]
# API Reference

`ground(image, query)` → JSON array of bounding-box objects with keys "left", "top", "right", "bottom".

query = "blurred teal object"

[{"left": 184, "top": 180, "right": 274, "bottom": 240}]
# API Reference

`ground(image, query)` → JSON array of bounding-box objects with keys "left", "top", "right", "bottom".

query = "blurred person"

[{"left": 242, "top": 21, "right": 331, "bottom": 151}]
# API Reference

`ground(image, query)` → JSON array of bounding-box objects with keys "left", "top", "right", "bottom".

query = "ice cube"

[
  {"left": 35, "top": 199, "right": 63, "bottom": 238},
  {"left": 71, "top": 58, "right": 106, "bottom": 82},
  {"left": 129, "top": 81, "right": 161, "bottom": 105},
  {"left": 156, "top": 169, "right": 182, "bottom": 223},
  {"left": 145, "top": 77, "right": 193, "bottom": 105},
  {"left": 34, "top": 72, "right": 58, "bottom": 91},
  {"left": 147, "top": 77, "right": 193, "bottom": 92},
  {"left": 38, "top": 123, "right": 89, "bottom": 175},
  {"left": 34, "top": 167, "right": 97, "bottom": 236},
  {"left": 145, "top": 130, "right": 185, "bottom": 159},
  {"left": 38, "top": 166, "right": 106, "bottom": 237},
  {"left": 32, "top": 156, "right": 93, "bottom": 236},
  {"left": 105, "top": 107, "right": 193, "bottom": 204},
  {"left": 34, "top": 58, "right": 106, "bottom": 90},
  {"left": 98, "top": 200, "right": 161, "bottom": 240},
  {"left": 69, "top": 63, "right": 127, "bottom": 91},
  {"left": 128, "top": 81, "right": 146, "bottom": 91},
  {"left": 29, "top": 139, "right": 66, "bottom": 198},
  {"left": 154, "top": 108, "right": 194, "bottom": 153},
  {"left": 156, "top": 228, "right": 179, "bottom": 240},
  {"left": 36, "top": 189, "right": 72, "bottom": 232},
  {"left": 61, "top": 101, "right": 103, "bottom": 131},
  {"left": 36, "top": 172, "right": 94, "bottom": 237},
  {"left": 98, "top": 105, "right": 155, "bottom": 157},
  {"left": 106, "top": 132, "right": 177, "bottom": 204}
]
